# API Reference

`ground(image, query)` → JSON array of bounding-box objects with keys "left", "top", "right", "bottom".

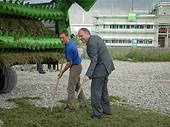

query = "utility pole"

[
  {"left": 112, "top": 0, "right": 113, "bottom": 15},
  {"left": 83, "top": 12, "right": 84, "bottom": 24},
  {"left": 132, "top": 0, "right": 133, "bottom": 12}
]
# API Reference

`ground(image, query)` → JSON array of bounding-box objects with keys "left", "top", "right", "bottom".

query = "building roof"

[{"left": 157, "top": 2, "right": 170, "bottom": 7}]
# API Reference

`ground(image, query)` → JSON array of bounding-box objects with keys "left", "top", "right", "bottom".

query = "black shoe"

[
  {"left": 84, "top": 104, "right": 88, "bottom": 109},
  {"left": 39, "top": 71, "right": 46, "bottom": 74},
  {"left": 91, "top": 115, "right": 101, "bottom": 119}
]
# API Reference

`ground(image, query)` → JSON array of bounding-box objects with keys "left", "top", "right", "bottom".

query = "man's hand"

[
  {"left": 84, "top": 75, "right": 89, "bottom": 82},
  {"left": 58, "top": 60, "right": 72, "bottom": 79},
  {"left": 58, "top": 71, "right": 63, "bottom": 78}
]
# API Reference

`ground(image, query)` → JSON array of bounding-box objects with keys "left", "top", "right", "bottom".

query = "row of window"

[
  {"left": 104, "top": 39, "right": 153, "bottom": 44},
  {"left": 103, "top": 25, "right": 154, "bottom": 30}
]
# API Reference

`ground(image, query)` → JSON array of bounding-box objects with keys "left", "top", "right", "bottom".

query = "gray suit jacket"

[{"left": 86, "top": 35, "right": 115, "bottom": 79}]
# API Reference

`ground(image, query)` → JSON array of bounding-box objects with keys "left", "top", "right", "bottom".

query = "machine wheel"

[{"left": 0, "top": 66, "right": 17, "bottom": 94}]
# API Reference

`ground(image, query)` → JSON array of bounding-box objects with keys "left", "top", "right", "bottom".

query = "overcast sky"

[{"left": 69, "top": 0, "right": 170, "bottom": 24}]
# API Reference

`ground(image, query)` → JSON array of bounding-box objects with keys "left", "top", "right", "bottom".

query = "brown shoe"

[{"left": 64, "top": 106, "right": 75, "bottom": 112}]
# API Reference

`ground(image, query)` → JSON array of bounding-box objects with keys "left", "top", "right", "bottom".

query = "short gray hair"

[{"left": 79, "top": 28, "right": 91, "bottom": 34}]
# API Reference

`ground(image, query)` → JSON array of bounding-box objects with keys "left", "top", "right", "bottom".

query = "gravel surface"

[{"left": 0, "top": 60, "right": 170, "bottom": 117}]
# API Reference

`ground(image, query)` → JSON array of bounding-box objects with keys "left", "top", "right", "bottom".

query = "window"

[
  {"left": 138, "top": 39, "right": 143, "bottom": 44},
  {"left": 105, "top": 40, "right": 111, "bottom": 43},
  {"left": 103, "top": 38, "right": 152, "bottom": 45},
  {"left": 119, "top": 40, "right": 123, "bottom": 43},
  {"left": 128, "top": 40, "right": 131, "bottom": 44},
  {"left": 115, "top": 25, "right": 118, "bottom": 29},
  {"left": 110, "top": 25, "right": 114, "bottom": 29},
  {"left": 112, "top": 25, "right": 116, "bottom": 29},
  {"left": 112, "top": 40, "right": 116, "bottom": 43},
  {"left": 119, "top": 25, "right": 125, "bottom": 29},
  {"left": 147, "top": 25, "right": 153, "bottom": 29},
  {"left": 144, "top": 40, "right": 147, "bottom": 44},
  {"left": 144, "top": 40, "right": 152, "bottom": 44},
  {"left": 131, "top": 25, "right": 135, "bottom": 29},
  {"left": 115, "top": 40, "right": 119, "bottom": 43},
  {"left": 105, "top": 25, "right": 110, "bottom": 29},
  {"left": 139, "top": 25, "right": 144, "bottom": 29},
  {"left": 123, "top": 40, "right": 128, "bottom": 43},
  {"left": 148, "top": 40, "right": 152, "bottom": 44},
  {"left": 136, "top": 25, "right": 140, "bottom": 29},
  {"left": 127, "top": 25, "right": 130, "bottom": 29},
  {"left": 119, "top": 25, "right": 123, "bottom": 29},
  {"left": 144, "top": 25, "right": 147, "bottom": 29},
  {"left": 103, "top": 24, "right": 154, "bottom": 30}
]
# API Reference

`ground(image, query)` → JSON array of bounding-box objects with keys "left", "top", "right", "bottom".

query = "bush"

[{"left": 72, "top": 35, "right": 85, "bottom": 47}]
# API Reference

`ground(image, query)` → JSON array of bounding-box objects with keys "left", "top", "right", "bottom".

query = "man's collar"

[
  {"left": 86, "top": 35, "right": 91, "bottom": 44},
  {"left": 65, "top": 39, "right": 70, "bottom": 46}
]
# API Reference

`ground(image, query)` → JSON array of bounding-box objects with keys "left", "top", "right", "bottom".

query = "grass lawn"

[
  {"left": 0, "top": 97, "right": 169, "bottom": 127},
  {"left": 80, "top": 47, "right": 170, "bottom": 62}
]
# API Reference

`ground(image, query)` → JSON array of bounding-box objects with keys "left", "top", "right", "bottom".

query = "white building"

[
  {"left": 93, "top": 2, "right": 170, "bottom": 48},
  {"left": 70, "top": 24, "right": 95, "bottom": 35}
]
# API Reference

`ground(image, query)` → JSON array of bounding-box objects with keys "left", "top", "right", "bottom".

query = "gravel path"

[{"left": 0, "top": 60, "right": 170, "bottom": 116}]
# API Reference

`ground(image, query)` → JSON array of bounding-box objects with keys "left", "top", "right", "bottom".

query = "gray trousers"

[{"left": 91, "top": 74, "right": 111, "bottom": 116}]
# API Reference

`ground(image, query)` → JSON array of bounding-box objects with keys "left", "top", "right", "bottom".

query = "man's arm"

[
  {"left": 85, "top": 40, "right": 98, "bottom": 80},
  {"left": 58, "top": 60, "right": 72, "bottom": 78}
]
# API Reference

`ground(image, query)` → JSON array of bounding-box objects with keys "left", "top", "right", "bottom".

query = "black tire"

[{"left": 0, "top": 67, "right": 17, "bottom": 94}]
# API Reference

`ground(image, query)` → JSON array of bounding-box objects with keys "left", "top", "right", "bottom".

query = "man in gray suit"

[{"left": 78, "top": 28, "right": 115, "bottom": 119}]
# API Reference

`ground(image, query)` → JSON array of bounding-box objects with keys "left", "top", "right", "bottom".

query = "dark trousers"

[
  {"left": 38, "top": 64, "right": 43, "bottom": 72},
  {"left": 91, "top": 74, "right": 111, "bottom": 116}
]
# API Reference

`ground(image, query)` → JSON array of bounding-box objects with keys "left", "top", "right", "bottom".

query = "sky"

[{"left": 69, "top": 0, "right": 170, "bottom": 24}]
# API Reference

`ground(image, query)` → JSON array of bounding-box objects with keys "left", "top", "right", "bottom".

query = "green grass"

[
  {"left": 108, "top": 47, "right": 170, "bottom": 62},
  {"left": 80, "top": 47, "right": 170, "bottom": 62},
  {"left": 109, "top": 96, "right": 127, "bottom": 102},
  {"left": 0, "top": 96, "right": 169, "bottom": 127}
]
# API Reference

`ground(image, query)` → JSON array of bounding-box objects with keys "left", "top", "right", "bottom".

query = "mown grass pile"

[
  {"left": 0, "top": 14, "right": 56, "bottom": 37},
  {"left": 0, "top": 51, "right": 64, "bottom": 67},
  {"left": 0, "top": 97, "right": 169, "bottom": 127}
]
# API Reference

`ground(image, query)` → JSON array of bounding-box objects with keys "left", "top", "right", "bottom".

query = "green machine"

[{"left": 0, "top": 0, "right": 96, "bottom": 94}]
